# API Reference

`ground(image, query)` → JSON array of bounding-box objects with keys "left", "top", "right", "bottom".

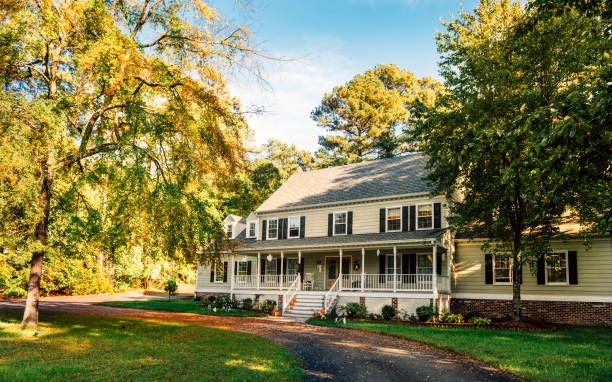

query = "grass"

[
  {"left": 97, "top": 299, "right": 266, "bottom": 317},
  {"left": 0, "top": 308, "right": 302, "bottom": 382},
  {"left": 307, "top": 318, "right": 612, "bottom": 382}
]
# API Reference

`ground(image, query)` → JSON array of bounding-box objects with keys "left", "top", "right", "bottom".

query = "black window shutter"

[
  {"left": 568, "top": 250, "right": 578, "bottom": 284},
  {"left": 379, "top": 255, "right": 386, "bottom": 283},
  {"left": 262, "top": 220, "right": 267, "bottom": 240},
  {"left": 234, "top": 261, "right": 237, "bottom": 275},
  {"left": 328, "top": 213, "right": 333, "bottom": 236},
  {"left": 247, "top": 261, "right": 252, "bottom": 275},
  {"left": 276, "top": 258, "right": 281, "bottom": 275},
  {"left": 260, "top": 257, "right": 266, "bottom": 275},
  {"left": 401, "top": 254, "right": 410, "bottom": 274},
  {"left": 282, "top": 218, "right": 288, "bottom": 239},
  {"left": 436, "top": 253, "right": 442, "bottom": 275},
  {"left": 402, "top": 206, "right": 409, "bottom": 232},
  {"left": 347, "top": 211, "right": 353, "bottom": 235},
  {"left": 223, "top": 261, "right": 228, "bottom": 283},
  {"left": 484, "top": 254, "right": 493, "bottom": 284},
  {"left": 433, "top": 203, "right": 441, "bottom": 229},
  {"left": 210, "top": 267, "right": 214, "bottom": 282},
  {"left": 300, "top": 216, "right": 305, "bottom": 238},
  {"left": 409, "top": 254, "right": 417, "bottom": 274},
  {"left": 537, "top": 256, "right": 545, "bottom": 285},
  {"left": 409, "top": 205, "right": 416, "bottom": 231},
  {"left": 379, "top": 208, "right": 386, "bottom": 232}
]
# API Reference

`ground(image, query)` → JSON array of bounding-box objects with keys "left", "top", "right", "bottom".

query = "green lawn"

[
  {"left": 307, "top": 318, "right": 612, "bottom": 382},
  {"left": 0, "top": 309, "right": 302, "bottom": 382},
  {"left": 97, "top": 299, "right": 265, "bottom": 317}
]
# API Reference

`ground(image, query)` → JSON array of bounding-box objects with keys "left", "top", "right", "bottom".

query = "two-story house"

[{"left": 195, "top": 154, "right": 612, "bottom": 326}]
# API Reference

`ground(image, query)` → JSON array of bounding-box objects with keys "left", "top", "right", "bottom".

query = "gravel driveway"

[{"left": 0, "top": 294, "right": 518, "bottom": 382}]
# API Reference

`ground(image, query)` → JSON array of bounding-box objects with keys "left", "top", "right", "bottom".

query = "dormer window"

[
  {"left": 226, "top": 224, "right": 233, "bottom": 238},
  {"left": 417, "top": 204, "right": 433, "bottom": 230},
  {"left": 289, "top": 216, "right": 300, "bottom": 238},
  {"left": 333, "top": 212, "right": 347, "bottom": 235},
  {"left": 268, "top": 219, "right": 278, "bottom": 239},
  {"left": 247, "top": 222, "right": 257, "bottom": 238},
  {"left": 386, "top": 207, "right": 401, "bottom": 232}
]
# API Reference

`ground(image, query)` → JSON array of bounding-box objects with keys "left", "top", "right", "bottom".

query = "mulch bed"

[{"left": 341, "top": 318, "right": 557, "bottom": 332}]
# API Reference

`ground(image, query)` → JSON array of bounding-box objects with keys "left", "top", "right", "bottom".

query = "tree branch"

[{"left": 57, "top": 142, "right": 119, "bottom": 169}]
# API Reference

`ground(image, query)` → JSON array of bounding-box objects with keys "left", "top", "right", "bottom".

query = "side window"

[
  {"left": 493, "top": 254, "right": 512, "bottom": 284},
  {"left": 546, "top": 252, "right": 568, "bottom": 284}
]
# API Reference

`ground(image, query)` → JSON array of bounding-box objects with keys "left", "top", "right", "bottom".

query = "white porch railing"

[
  {"left": 437, "top": 275, "right": 451, "bottom": 293},
  {"left": 233, "top": 275, "right": 257, "bottom": 289},
  {"left": 235, "top": 275, "right": 298, "bottom": 290},
  {"left": 341, "top": 274, "right": 433, "bottom": 291},
  {"left": 282, "top": 274, "right": 301, "bottom": 312},
  {"left": 324, "top": 276, "right": 340, "bottom": 314}
]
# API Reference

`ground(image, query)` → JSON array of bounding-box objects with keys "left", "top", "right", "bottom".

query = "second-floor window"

[
  {"left": 333, "top": 212, "right": 347, "bottom": 235},
  {"left": 268, "top": 219, "right": 278, "bottom": 239},
  {"left": 226, "top": 224, "right": 233, "bottom": 238},
  {"left": 289, "top": 216, "right": 300, "bottom": 238},
  {"left": 247, "top": 222, "right": 256, "bottom": 238},
  {"left": 417, "top": 204, "right": 433, "bottom": 229},
  {"left": 386, "top": 207, "right": 401, "bottom": 232},
  {"left": 493, "top": 254, "right": 512, "bottom": 284}
]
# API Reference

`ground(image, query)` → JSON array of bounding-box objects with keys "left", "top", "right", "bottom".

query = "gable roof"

[{"left": 256, "top": 153, "right": 432, "bottom": 212}]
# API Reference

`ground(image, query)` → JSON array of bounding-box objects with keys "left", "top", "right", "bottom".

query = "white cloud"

[{"left": 227, "top": 42, "right": 356, "bottom": 152}]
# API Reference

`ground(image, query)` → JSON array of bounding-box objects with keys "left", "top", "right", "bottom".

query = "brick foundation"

[
  {"left": 391, "top": 297, "right": 398, "bottom": 310},
  {"left": 359, "top": 297, "right": 366, "bottom": 306},
  {"left": 195, "top": 292, "right": 229, "bottom": 301},
  {"left": 254, "top": 294, "right": 261, "bottom": 310},
  {"left": 277, "top": 295, "right": 283, "bottom": 312},
  {"left": 451, "top": 298, "right": 612, "bottom": 327}
]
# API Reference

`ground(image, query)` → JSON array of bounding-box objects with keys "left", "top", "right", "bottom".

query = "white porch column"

[
  {"left": 298, "top": 250, "right": 302, "bottom": 291},
  {"left": 432, "top": 243, "right": 438, "bottom": 303},
  {"left": 256, "top": 252, "right": 261, "bottom": 290},
  {"left": 280, "top": 251, "right": 284, "bottom": 290},
  {"left": 230, "top": 253, "right": 235, "bottom": 298},
  {"left": 393, "top": 246, "right": 397, "bottom": 293},
  {"left": 339, "top": 249, "right": 343, "bottom": 291},
  {"left": 361, "top": 248, "right": 365, "bottom": 293}
]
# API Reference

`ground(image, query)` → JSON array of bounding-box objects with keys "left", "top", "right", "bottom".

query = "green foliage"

[
  {"left": 441, "top": 313, "right": 464, "bottom": 324},
  {"left": 469, "top": 317, "right": 492, "bottom": 326},
  {"left": 381, "top": 305, "right": 396, "bottom": 320},
  {"left": 241, "top": 298, "right": 253, "bottom": 310},
  {"left": 163, "top": 280, "right": 178, "bottom": 295},
  {"left": 312, "top": 64, "right": 442, "bottom": 165},
  {"left": 416, "top": 305, "right": 435, "bottom": 322},
  {"left": 339, "top": 302, "right": 368, "bottom": 319},
  {"left": 214, "top": 295, "right": 231, "bottom": 308},
  {"left": 260, "top": 299, "right": 277, "bottom": 314}
]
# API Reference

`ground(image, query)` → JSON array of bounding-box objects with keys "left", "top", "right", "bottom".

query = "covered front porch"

[{"left": 227, "top": 241, "right": 451, "bottom": 296}]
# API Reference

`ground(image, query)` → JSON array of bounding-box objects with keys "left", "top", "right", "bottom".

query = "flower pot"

[{"left": 273, "top": 311, "right": 282, "bottom": 317}]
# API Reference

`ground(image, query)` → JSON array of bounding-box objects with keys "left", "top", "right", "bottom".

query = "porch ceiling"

[{"left": 235, "top": 229, "right": 448, "bottom": 252}]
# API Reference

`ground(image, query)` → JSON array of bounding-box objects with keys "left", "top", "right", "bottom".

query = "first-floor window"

[
  {"left": 386, "top": 255, "right": 401, "bottom": 282},
  {"left": 546, "top": 252, "right": 568, "bottom": 284},
  {"left": 287, "top": 258, "right": 298, "bottom": 274},
  {"left": 265, "top": 259, "right": 277, "bottom": 275},
  {"left": 333, "top": 212, "right": 347, "bottom": 235},
  {"left": 416, "top": 254, "right": 432, "bottom": 274},
  {"left": 237, "top": 261, "right": 248, "bottom": 276},
  {"left": 214, "top": 263, "right": 225, "bottom": 283},
  {"left": 493, "top": 254, "right": 512, "bottom": 284},
  {"left": 268, "top": 219, "right": 278, "bottom": 239}
]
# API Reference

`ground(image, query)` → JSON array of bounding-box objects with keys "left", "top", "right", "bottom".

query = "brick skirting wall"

[
  {"left": 195, "top": 292, "right": 229, "bottom": 301},
  {"left": 451, "top": 298, "right": 612, "bottom": 327}
]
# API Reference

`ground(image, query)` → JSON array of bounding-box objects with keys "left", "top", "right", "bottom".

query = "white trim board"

[{"left": 452, "top": 293, "right": 612, "bottom": 303}]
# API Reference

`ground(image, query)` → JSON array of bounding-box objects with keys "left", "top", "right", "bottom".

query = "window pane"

[
  {"left": 249, "top": 223, "right": 256, "bottom": 237},
  {"left": 417, "top": 205, "right": 433, "bottom": 229},
  {"left": 214, "top": 264, "right": 224, "bottom": 282},
  {"left": 546, "top": 253, "right": 567, "bottom": 283},
  {"left": 387, "top": 207, "right": 401, "bottom": 231},
  {"left": 334, "top": 213, "right": 346, "bottom": 224},
  {"left": 289, "top": 217, "right": 300, "bottom": 237},
  {"left": 417, "top": 255, "right": 432, "bottom": 274},
  {"left": 334, "top": 212, "right": 346, "bottom": 234},
  {"left": 268, "top": 220, "right": 278, "bottom": 238},
  {"left": 494, "top": 255, "right": 512, "bottom": 283},
  {"left": 227, "top": 225, "right": 232, "bottom": 237},
  {"left": 287, "top": 259, "right": 298, "bottom": 274},
  {"left": 265, "top": 260, "right": 276, "bottom": 275},
  {"left": 238, "top": 261, "right": 248, "bottom": 276}
]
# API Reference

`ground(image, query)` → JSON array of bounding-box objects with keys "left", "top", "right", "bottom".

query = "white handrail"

[
  {"left": 282, "top": 274, "right": 300, "bottom": 312},
  {"left": 324, "top": 276, "right": 340, "bottom": 314}
]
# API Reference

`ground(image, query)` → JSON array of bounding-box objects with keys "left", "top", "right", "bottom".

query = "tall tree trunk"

[
  {"left": 21, "top": 162, "right": 54, "bottom": 329},
  {"left": 511, "top": 232, "right": 522, "bottom": 321}
]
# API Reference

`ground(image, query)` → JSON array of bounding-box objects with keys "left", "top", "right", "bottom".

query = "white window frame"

[
  {"left": 288, "top": 216, "right": 300, "bottom": 239},
  {"left": 386, "top": 206, "right": 402, "bottom": 232},
  {"left": 286, "top": 257, "right": 299, "bottom": 275},
  {"left": 492, "top": 254, "right": 513, "bottom": 285},
  {"left": 246, "top": 221, "right": 257, "bottom": 239},
  {"left": 213, "top": 263, "right": 225, "bottom": 283},
  {"left": 267, "top": 218, "right": 278, "bottom": 240},
  {"left": 226, "top": 223, "right": 234, "bottom": 238},
  {"left": 332, "top": 211, "right": 348, "bottom": 236},
  {"left": 265, "top": 258, "right": 277, "bottom": 275},
  {"left": 545, "top": 250, "right": 569, "bottom": 286},
  {"left": 416, "top": 203, "right": 434, "bottom": 230}
]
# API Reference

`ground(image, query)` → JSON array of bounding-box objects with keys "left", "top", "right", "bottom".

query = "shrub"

[
  {"left": 260, "top": 299, "right": 277, "bottom": 314},
  {"left": 381, "top": 305, "right": 396, "bottom": 320},
  {"left": 193, "top": 295, "right": 202, "bottom": 302},
  {"left": 339, "top": 303, "right": 368, "bottom": 319},
  {"left": 163, "top": 279, "right": 178, "bottom": 299},
  {"left": 441, "top": 313, "right": 464, "bottom": 323},
  {"left": 229, "top": 297, "right": 240, "bottom": 309},
  {"left": 2, "top": 287, "right": 27, "bottom": 299},
  {"left": 469, "top": 316, "right": 492, "bottom": 326},
  {"left": 416, "top": 305, "right": 435, "bottom": 322},
  {"left": 464, "top": 311, "right": 484, "bottom": 321},
  {"left": 367, "top": 313, "right": 381, "bottom": 320},
  {"left": 215, "top": 295, "right": 231, "bottom": 308},
  {"left": 208, "top": 295, "right": 216, "bottom": 304},
  {"left": 242, "top": 298, "right": 253, "bottom": 310}
]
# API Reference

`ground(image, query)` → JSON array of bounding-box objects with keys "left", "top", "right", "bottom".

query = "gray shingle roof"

[
  {"left": 232, "top": 228, "right": 447, "bottom": 251},
  {"left": 256, "top": 153, "right": 432, "bottom": 211}
]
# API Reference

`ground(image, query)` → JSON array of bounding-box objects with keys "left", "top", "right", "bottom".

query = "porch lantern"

[
  {"left": 241, "top": 256, "right": 248, "bottom": 262},
  {"left": 353, "top": 260, "right": 360, "bottom": 271},
  {"left": 266, "top": 254, "right": 273, "bottom": 262},
  {"left": 376, "top": 249, "right": 380, "bottom": 256}
]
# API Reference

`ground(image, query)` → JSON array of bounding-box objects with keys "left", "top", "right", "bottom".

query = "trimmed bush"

[
  {"left": 215, "top": 295, "right": 231, "bottom": 308},
  {"left": 441, "top": 313, "right": 464, "bottom": 323},
  {"left": 242, "top": 298, "right": 253, "bottom": 310},
  {"left": 416, "top": 305, "right": 435, "bottom": 322},
  {"left": 260, "top": 299, "right": 277, "bottom": 314},
  {"left": 469, "top": 316, "right": 492, "bottom": 326},
  {"left": 381, "top": 305, "right": 396, "bottom": 320},
  {"left": 339, "top": 303, "right": 368, "bottom": 319},
  {"left": 208, "top": 295, "right": 216, "bottom": 304}
]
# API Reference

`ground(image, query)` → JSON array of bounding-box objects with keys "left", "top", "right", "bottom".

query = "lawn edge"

[{"left": 95, "top": 301, "right": 266, "bottom": 317}]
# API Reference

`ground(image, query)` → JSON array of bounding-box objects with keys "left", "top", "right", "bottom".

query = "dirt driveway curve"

[{"left": 0, "top": 294, "right": 519, "bottom": 382}]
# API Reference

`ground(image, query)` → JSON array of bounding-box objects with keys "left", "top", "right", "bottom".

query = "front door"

[{"left": 326, "top": 258, "right": 338, "bottom": 289}]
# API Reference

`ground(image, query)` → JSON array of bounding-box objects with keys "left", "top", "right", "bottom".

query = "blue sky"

[{"left": 217, "top": 0, "right": 477, "bottom": 151}]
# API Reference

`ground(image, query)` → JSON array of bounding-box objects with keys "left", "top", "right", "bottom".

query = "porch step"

[{"left": 284, "top": 292, "right": 325, "bottom": 318}]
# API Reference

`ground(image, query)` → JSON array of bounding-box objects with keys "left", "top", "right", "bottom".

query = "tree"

[
  {"left": 260, "top": 139, "right": 314, "bottom": 180},
  {"left": 311, "top": 64, "right": 442, "bottom": 164},
  {"left": 417, "top": 0, "right": 609, "bottom": 320},
  {"left": 0, "top": 0, "right": 253, "bottom": 328}
]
